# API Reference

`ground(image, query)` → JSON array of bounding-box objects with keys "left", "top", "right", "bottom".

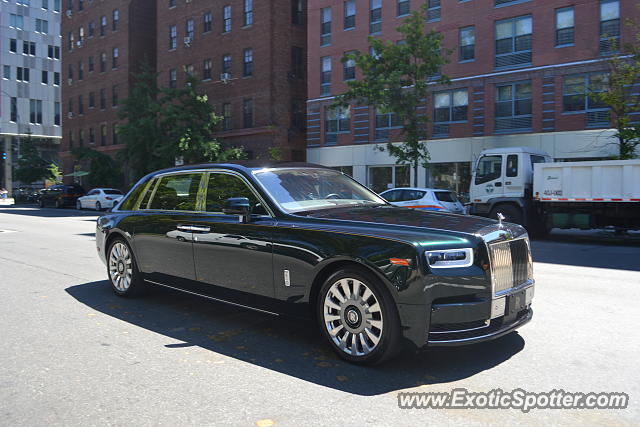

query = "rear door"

[{"left": 132, "top": 172, "right": 205, "bottom": 288}]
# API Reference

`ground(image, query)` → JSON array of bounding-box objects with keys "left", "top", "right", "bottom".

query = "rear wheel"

[
  {"left": 107, "top": 238, "right": 145, "bottom": 297},
  {"left": 490, "top": 204, "right": 523, "bottom": 226},
  {"left": 317, "top": 267, "right": 401, "bottom": 365}
]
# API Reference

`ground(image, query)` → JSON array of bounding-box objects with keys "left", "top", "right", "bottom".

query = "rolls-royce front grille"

[{"left": 488, "top": 238, "right": 531, "bottom": 295}]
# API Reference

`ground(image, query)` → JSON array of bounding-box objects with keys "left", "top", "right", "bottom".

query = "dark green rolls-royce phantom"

[{"left": 96, "top": 163, "right": 534, "bottom": 364}]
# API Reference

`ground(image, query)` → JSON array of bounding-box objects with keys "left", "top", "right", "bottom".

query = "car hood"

[{"left": 302, "top": 205, "right": 517, "bottom": 244}]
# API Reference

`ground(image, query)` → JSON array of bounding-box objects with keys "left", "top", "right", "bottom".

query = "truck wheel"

[
  {"left": 317, "top": 267, "right": 401, "bottom": 365},
  {"left": 490, "top": 204, "right": 523, "bottom": 226}
]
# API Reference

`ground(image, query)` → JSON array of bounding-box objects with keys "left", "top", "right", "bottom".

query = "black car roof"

[{"left": 147, "top": 161, "right": 330, "bottom": 177}]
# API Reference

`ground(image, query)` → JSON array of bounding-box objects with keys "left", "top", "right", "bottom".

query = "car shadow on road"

[
  {"left": 0, "top": 205, "right": 99, "bottom": 218},
  {"left": 66, "top": 280, "right": 525, "bottom": 396}
]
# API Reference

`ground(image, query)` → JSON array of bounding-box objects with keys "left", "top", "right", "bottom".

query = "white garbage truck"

[{"left": 469, "top": 147, "right": 640, "bottom": 234}]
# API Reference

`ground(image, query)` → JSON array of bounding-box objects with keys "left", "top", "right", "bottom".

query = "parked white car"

[
  {"left": 76, "top": 188, "right": 124, "bottom": 211},
  {"left": 379, "top": 187, "right": 466, "bottom": 214}
]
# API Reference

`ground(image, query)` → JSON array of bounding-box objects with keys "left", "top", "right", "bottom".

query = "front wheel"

[
  {"left": 76, "top": 200, "right": 83, "bottom": 210},
  {"left": 95, "top": 201, "right": 102, "bottom": 211},
  {"left": 317, "top": 268, "right": 401, "bottom": 365},
  {"left": 107, "top": 238, "right": 145, "bottom": 296}
]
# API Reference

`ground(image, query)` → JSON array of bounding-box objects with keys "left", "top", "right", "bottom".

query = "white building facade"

[{"left": 1, "top": 0, "right": 62, "bottom": 194}]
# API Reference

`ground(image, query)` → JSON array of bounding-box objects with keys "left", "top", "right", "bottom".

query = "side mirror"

[{"left": 223, "top": 197, "right": 252, "bottom": 222}]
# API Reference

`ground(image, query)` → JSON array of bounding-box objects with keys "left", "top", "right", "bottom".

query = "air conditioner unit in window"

[
  {"left": 220, "top": 73, "right": 231, "bottom": 83},
  {"left": 67, "top": 112, "right": 73, "bottom": 118},
  {"left": 67, "top": 78, "right": 73, "bottom": 85},
  {"left": 66, "top": 9, "right": 72, "bottom": 17},
  {"left": 183, "top": 36, "right": 192, "bottom": 46}
]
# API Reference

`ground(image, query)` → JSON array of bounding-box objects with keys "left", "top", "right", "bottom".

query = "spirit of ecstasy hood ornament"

[{"left": 497, "top": 212, "right": 505, "bottom": 228}]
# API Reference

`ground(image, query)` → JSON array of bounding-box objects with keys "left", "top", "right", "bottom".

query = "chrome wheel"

[
  {"left": 323, "top": 278, "right": 383, "bottom": 357},
  {"left": 109, "top": 242, "right": 133, "bottom": 292}
]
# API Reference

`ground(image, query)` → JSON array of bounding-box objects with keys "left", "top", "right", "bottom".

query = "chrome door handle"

[{"left": 177, "top": 225, "right": 210, "bottom": 232}]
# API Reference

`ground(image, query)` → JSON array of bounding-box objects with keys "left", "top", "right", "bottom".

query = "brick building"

[
  {"left": 306, "top": 0, "right": 638, "bottom": 195},
  {"left": 156, "top": 0, "right": 307, "bottom": 161},
  {"left": 59, "top": 0, "right": 156, "bottom": 185}
]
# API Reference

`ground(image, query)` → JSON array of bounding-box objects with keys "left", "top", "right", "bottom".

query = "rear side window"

[
  {"left": 401, "top": 190, "right": 425, "bottom": 201},
  {"left": 434, "top": 191, "right": 457, "bottom": 202},
  {"left": 206, "top": 173, "right": 268, "bottom": 215},
  {"left": 119, "top": 179, "right": 153, "bottom": 211},
  {"left": 148, "top": 173, "right": 203, "bottom": 211}
]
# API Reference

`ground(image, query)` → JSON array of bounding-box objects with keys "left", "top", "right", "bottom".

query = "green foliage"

[
  {"left": 335, "top": 4, "right": 450, "bottom": 183},
  {"left": 118, "top": 64, "right": 245, "bottom": 181},
  {"left": 71, "top": 146, "right": 123, "bottom": 188},
  {"left": 268, "top": 146, "right": 283, "bottom": 161},
  {"left": 48, "top": 163, "right": 62, "bottom": 184},
  {"left": 598, "top": 18, "right": 640, "bottom": 159},
  {"left": 14, "top": 135, "right": 55, "bottom": 184}
]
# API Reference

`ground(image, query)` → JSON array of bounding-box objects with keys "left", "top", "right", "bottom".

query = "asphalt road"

[{"left": 0, "top": 206, "right": 639, "bottom": 426}]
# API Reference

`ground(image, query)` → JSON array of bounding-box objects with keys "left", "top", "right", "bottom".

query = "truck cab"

[{"left": 469, "top": 147, "right": 551, "bottom": 225}]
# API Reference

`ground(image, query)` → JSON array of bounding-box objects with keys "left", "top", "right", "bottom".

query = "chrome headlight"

[{"left": 425, "top": 248, "right": 474, "bottom": 268}]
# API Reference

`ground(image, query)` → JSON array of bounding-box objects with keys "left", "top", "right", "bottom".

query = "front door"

[
  {"left": 191, "top": 171, "right": 275, "bottom": 309},
  {"left": 473, "top": 154, "right": 505, "bottom": 203},
  {"left": 132, "top": 172, "right": 205, "bottom": 287}
]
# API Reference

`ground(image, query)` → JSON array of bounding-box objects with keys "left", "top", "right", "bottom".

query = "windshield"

[{"left": 253, "top": 168, "right": 386, "bottom": 213}]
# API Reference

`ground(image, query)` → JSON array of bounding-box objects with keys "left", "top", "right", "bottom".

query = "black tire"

[
  {"left": 76, "top": 200, "right": 83, "bottom": 210},
  {"left": 490, "top": 204, "right": 523, "bottom": 226},
  {"left": 95, "top": 201, "right": 102, "bottom": 211},
  {"left": 317, "top": 267, "right": 401, "bottom": 365},
  {"left": 106, "top": 237, "right": 146, "bottom": 297}
]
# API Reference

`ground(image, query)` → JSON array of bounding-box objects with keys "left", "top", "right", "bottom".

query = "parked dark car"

[
  {"left": 96, "top": 163, "right": 534, "bottom": 364},
  {"left": 38, "top": 184, "right": 85, "bottom": 208}
]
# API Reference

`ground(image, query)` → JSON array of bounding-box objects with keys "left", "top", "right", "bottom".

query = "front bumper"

[{"left": 427, "top": 307, "right": 532, "bottom": 346}]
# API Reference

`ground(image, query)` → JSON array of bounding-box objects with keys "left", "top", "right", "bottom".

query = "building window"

[
  {"left": 68, "top": 130, "right": 74, "bottom": 149},
  {"left": 169, "top": 0, "right": 175, "bottom": 7},
  {"left": 169, "top": 25, "right": 177, "bottom": 50},
  {"left": 67, "top": 64, "right": 73, "bottom": 81},
  {"left": 100, "top": 125, "right": 107, "bottom": 146},
  {"left": 459, "top": 26, "right": 475, "bottom": 61},
  {"left": 48, "top": 45, "right": 58, "bottom": 59},
  {"left": 325, "top": 106, "right": 350, "bottom": 144},
  {"left": 29, "top": 100, "right": 42, "bottom": 124},
  {"left": 321, "top": 56, "right": 332, "bottom": 96},
  {"left": 243, "top": 99, "right": 253, "bottom": 128},
  {"left": 43, "top": 0, "right": 49, "bottom": 9},
  {"left": 555, "top": 7, "right": 574, "bottom": 46},
  {"left": 88, "top": 56, "right": 94, "bottom": 72},
  {"left": 370, "top": 0, "right": 382, "bottom": 34},
  {"left": 202, "top": 59, "right": 212, "bottom": 80},
  {"left": 495, "top": 15, "right": 532, "bottom": 69},
  {"left": 78, "top": 0, "right": 83, "bottom": 11},
  {"left": 343, "top": 51, "right": 356, "bottom": 80},
  {"left": 100, "top": 88, "right": 106, "bottom": 109},
  {"left": 54, "top": 0, "right": 60, "bottom": 12},
  {"left": 79, "top": 130, "right": 84, "bottom": 147},
  {"left": 344, "top": 0, "right": 355, "bottom": 30},
  {"left": 291, "top": 98, "right": 305, "bottom": 130},
  {"left": 23, "top": 41, "right": 35, "bottom": 56},
  {"left": 54, "top": 102, "right": 61, "bottom": 126},
  {"left": 67, "top": 31, "right": 74, "bottom": 51},
  {"left": 112, "top": 123, "right": 119, "bottom": 145},
  {"left": 112, "top": 9, "right": 119, "bottom": 31},
  {"left": 185, "top": 64, "right": 195, "bottom": 78},
  {"left": 3, "top": 66, "right": 10, "bottom": 79},
  {"left": 10, "top": 39, "right": 17, "bottom": 53},
  {"left": 100, "top": 52, "right": 107, "bottom": 72},
  {"left": 89, "top": 127, "right": 95, "bottom": 145},
  {"left": 78, "top": 95, "right": 84, "bottom": 115},
  {"left": 100, "top": 16, "right": 107, "bottom": 36},
  {"left": 35, "top": 19, "right": 49, "bottom": 34},
  {"left": 292, "top": 0, "right": 304, "bottom": 25},
  {"left": 88, "top": 21, "right": 95, "bottom": 37},
  {"left": 112, "top": 85, "right": 119, "bottom": 107},
  {"left": 169, "top": 68, "right": 177, "bottom": 88},
  {"left": 427, "top": 0, "right": 441, "bottom": 22},
  {"left": 397, "top": 0, "right": 410, "bottom": 16},
  {"left": 600, "top": 0, "right": 620, "bottom": 54},
  {"left": 89, "top": 92, "right": 95, "bottom": 108},
  {"left": 186, "top": 18, "right": 194, "bottom": 39},
  {"left": 375, "top": 107, "right": 401, "bottom": 141},
  {"left": 291, "top": 46, "right": 304, "bottom": 78},
  {"left": 222, "top": 103, "right": 232, "bottom": 130},
  {"left": 368, "top": 165, "right": 409, "bottom": 193},
  {"left": 223, "top": 5, "right": 232, "bottom": 33},
  {"left": 321, "top": 7, "right": 331, "bottom": 46},
  {"left": 42, "top": 70, "right": 49, "bottom": 84},
  {"left": 17, "top": 67, "right": 30, "bottom": 82},
  {"left": 54, "top": 72, "right": 60, "bottom": 86},
  {"left": 495, "top": 81, "right": 532, "bottom": 132},
  {"left": 203, "top": 12, "right": 212, "bottom": 33},
  {"left": 78, "top": 61, "right": 84, "bottom": 80},
  {"left": 563, "top": 73, "right": 608, "bottom": 112},
  {"left": 10, "top": 14, "right": 24, "bottom": 30},
  {"left": 222, "top": 54, "right": 232, "bottom": 75},
  {"left": 112, "top": 48, "right": 119, "bottom": 69},
  {"left": 78, "top": 27, "right": 85, "bottom": 44},
  {"left": 10, "top": 98, "right": 18, "bottom": 122},
  {"left": 244, "top": 0, "right": 253, "bottom": 26},
  {"left": 434, "top": 89, "right": 468, "bottom": 123},
  {"left": 243, "top": 48, "right": 253, "bottom": 77}
]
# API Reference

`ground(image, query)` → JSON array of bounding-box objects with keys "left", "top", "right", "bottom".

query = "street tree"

[
  {"left": 71, "top": 147, "right": 123, "bottom": 188},
  {"left": 599, "top": 19, "right": 640, "bottom": 159},
  {"left": 14, "top": 134, "right": 56, "bottom": 184},
  {"left": 335, "top": 4, "right": 450, "bottom": 185}
]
